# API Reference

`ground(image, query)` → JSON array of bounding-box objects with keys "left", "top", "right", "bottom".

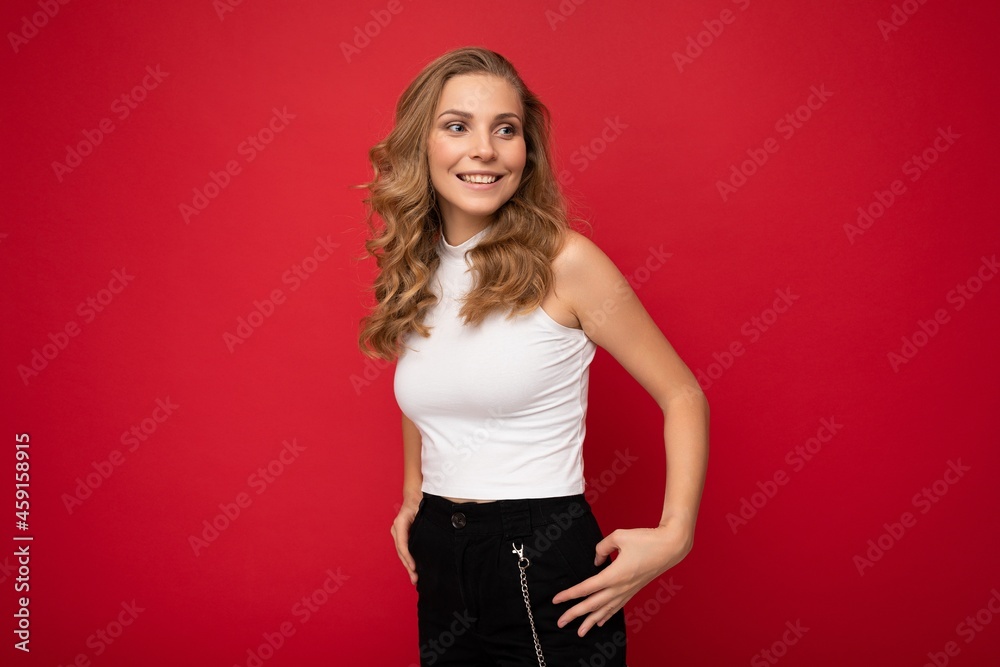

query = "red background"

[{"left": 3, "top": 1, "right": 999, "bottom": 665}]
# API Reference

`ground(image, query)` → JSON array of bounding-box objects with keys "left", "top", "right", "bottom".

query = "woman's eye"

[{"left": 444, "top": 122, "right": 517, "bottom": 136}]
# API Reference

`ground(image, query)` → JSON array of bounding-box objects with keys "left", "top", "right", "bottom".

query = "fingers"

[
  {"left": 559, "top": 592, "right": 611, "bottom": 636},
  {"left": 393, "top": 524, "right": 413, "bottom": 568},
  {"left": 553, "top": 569, "right": 607, "bottom": 606},
  {"left": 595, "top": 600, "right": 622, "bottom": 627},
  {"left": 555, "top": 571, "right": 628, "bottom": 635},
  {"left": 594, "top": 530, "right": 619, "bottom": 565},
  {"left": 577, "top": 597, "right": 621, "bottom": 637},
  {"left": 579, "top": 600, "right": 619, "bottom": 637},
  {"left": 391, "top": 520, "right": 418, "bottom": 584}
]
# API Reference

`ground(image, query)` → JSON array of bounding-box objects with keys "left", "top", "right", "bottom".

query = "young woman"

[{"left": 358, "top": 46, "right": 709, "bottom": 667}]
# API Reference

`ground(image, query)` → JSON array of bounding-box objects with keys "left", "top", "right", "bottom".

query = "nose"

[{"left": 469, "top": 130, "right": 497, "bottom": 161}]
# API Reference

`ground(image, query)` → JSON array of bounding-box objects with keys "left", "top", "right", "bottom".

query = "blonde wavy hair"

[{"left": 356, "top": 46, "right": 588, "bottom": 361}]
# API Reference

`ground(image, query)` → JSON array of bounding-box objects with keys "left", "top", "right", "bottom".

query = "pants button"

[{"left": 451, "top": 512, "right": 467, "bottom": 529}]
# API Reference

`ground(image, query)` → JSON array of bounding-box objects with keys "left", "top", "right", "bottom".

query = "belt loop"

[
  {"left": 530, "top": 497, "right": 549, "bottom": 528},
  {"left": 499, "top": 499, "right": 532, "bottom": 538}
]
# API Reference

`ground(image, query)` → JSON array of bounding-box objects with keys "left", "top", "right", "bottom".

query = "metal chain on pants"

[{"left": 511, "top": 542, "right": 546, "bottom": 667}]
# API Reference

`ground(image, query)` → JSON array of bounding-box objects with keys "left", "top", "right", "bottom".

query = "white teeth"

[{"left": 460, "top": 174, "right": 499, "bottom": 184}]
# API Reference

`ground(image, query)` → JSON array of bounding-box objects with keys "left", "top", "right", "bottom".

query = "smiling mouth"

[{"left": 457, "top": 174, "right": 503, "bottom": 184}]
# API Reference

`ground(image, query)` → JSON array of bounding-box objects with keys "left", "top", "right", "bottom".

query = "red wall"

[{"left": 4, "top": 1, "right": 998, "bottom": 665}]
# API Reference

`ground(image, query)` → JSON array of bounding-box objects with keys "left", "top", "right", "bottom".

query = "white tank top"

[{"left": 393, "top": 225, "right": 597, "bottom": 499}]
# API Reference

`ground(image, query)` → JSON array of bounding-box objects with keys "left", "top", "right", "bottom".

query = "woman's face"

[{"left": 426, "top": 73, "right": 526, "bottom": 234}]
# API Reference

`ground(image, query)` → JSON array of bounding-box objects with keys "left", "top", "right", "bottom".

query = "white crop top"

[{"left": 393, "top": 225, "right": 597, "bottom": 499}]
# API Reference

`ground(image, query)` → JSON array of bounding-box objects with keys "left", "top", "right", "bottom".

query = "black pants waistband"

[{"left": 418, "top": 492, "right": 592, "bottom": 538}]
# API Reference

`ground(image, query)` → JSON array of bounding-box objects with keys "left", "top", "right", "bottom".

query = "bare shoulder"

[
  {"left": 552, "top": 228, "right": 624, "bottom": 291},
  {"left": 548, "top": 228, "right": 631, "bottom": 330},
  {"left": 553, "top": 228, "right": 610, "bottom": 270}
]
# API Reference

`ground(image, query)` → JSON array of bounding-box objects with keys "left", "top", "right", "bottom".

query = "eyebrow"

[{"left": 437, "top": 109, "right": 523, "bottom": 124}]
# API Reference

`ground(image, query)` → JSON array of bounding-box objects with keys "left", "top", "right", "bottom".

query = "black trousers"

[{"left": 409, "top": 492, "right": 628, "bottom": 666}]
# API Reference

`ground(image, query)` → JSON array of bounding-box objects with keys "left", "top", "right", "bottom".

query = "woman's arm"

[
  {"left": 393, "top": 412, "right": 424, "bottom": 585},
  {"left": 548, "top": 229, "right": 710, "bottom": 636}
]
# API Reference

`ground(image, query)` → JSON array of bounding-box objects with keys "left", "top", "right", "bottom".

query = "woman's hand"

[
  {"left": 391, "top": 498, "right": 422, "bottom": 585},
  {"left": 551, "top": 515, "right": 694, "bottom": 637}
]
